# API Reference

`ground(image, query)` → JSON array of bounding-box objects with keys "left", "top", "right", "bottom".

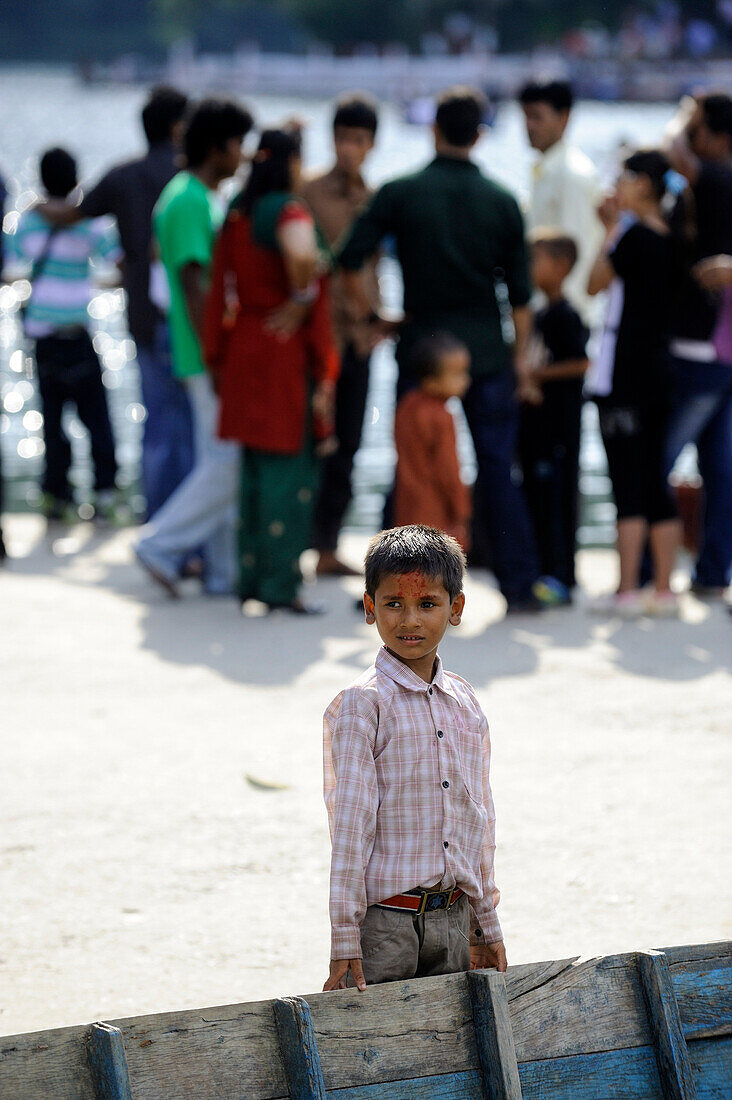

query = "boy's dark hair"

[
  {"left": 435, "top": 86, "right": 485, "bottom": 147},
  {"left": 40, "top": 147, "right": 77, "bottom": 198},
  {"left": 235, "top": 127, "right": 302, "bottom": 216},
  {"left": 411, "top": 331, "right": 468, "bottom": 382},
  {"left": 529, "top": 228, "right": 578, "bottom": 271},
  {"left": 699, "top": 92, "right": 732, "bottom": 141},
  {"left": 183, "top": 97, "right": 253, "bottom": 168},
  {"left": 333, "top": 92, "right": 378, "bottom": 136},
  {"left": 142, "top": 85, "right": 189, "bottom": 145},
  {"left": 518, "top": 80, "right": 574, "bottom": 114},
  {"left": 365, "top": 525, "right": 466, "bottom": 601}
]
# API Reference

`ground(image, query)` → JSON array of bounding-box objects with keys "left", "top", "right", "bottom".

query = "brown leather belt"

[{"left": 377, "top": 887, "right": 463, "bottom": 916}]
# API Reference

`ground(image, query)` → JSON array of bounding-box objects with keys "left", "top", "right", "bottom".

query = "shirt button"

[
  {"left": 443, "top": 840, "right": 449, "bottom": 848},
  {"left": 475, "top": 928, "right": 483, "bottom": 937},
  {"left": 442, "top": 780, "right": 449, "bottom": 789},
  {"left": 437, "top": 730, "right": 444, "bottom": 738},
  {"left": 428, "top": 688, "right": 433, "bottom": 696}
]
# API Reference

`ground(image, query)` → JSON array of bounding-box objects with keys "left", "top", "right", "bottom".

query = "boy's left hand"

[{"left": 471, "top": 940, "right": 507, "bottom": 973}]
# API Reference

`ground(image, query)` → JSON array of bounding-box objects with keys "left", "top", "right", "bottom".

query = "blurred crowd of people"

[{"left": 1, "top": 79, "right": 730, "bottom": 616}]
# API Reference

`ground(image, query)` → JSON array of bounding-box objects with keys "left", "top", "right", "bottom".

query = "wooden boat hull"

[{"left": 1, "top": 940, "right": 729, "bottom": 1098}]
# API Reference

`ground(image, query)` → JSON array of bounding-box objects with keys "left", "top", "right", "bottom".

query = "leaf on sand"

[{"left": 244, "top": 773, "right": 291, "bottom": 792}]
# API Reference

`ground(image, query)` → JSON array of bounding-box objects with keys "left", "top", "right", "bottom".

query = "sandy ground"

[{"left": 1, "top": 514, "right": 730, "bottom": 1038}]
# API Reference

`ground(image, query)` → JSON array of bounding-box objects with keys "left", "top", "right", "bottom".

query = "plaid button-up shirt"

[{"left": 324, "top": 646, "right": 501, "bottom": 960}]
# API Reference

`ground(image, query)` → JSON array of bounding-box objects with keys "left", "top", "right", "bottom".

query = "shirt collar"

[
  {"left": 431, "top": 155, "right": 480, "bottom": 171},
  {"left": 540, "top": 138, "right": 567, "bottom": 170},
  {"left": 375, "top": 645, "right": 461, "bottom": 703}
]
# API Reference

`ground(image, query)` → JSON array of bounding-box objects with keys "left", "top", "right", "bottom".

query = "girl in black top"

[{"left": 587, "top": 150, "right": 686, "bottom": 616}]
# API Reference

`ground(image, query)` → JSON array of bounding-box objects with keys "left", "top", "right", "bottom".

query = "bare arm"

[
  {"left": 512, "top": 305, "right": 534, "bottom": 382},
  {"left": 276, "top": 218, "right": 319, "bottom": 291},
  {"left": 533, "top": 358, "right": 589, "bottom": 382},
  {"left": 663, "top": 97, "right": 701, "bottom": 186},
  {"left": 694, "top": 254, "right": 732, "bottom": 290},
  {"left": 587, "top": 248, "right": 615, "bottom": 296},
  {"left": 180, "top": 261, "right": 207, "bottom": 341}
]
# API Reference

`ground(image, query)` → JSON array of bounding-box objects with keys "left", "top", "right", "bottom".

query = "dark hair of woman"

[
  {"left": 623, "top": 148, "right": 696, "bottom": 250},
  {"left": 235, "top": 128, "right": 302, "bottom": 216}
]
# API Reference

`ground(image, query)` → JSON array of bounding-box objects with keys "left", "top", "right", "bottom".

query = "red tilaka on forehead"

[{"left": 383, "top": 571, "right": 442, "bottom": 599}]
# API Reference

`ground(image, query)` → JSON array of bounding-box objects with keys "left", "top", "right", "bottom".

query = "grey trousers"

[{"left": 347, "top": 895, "right": 471, "bottom": 986}]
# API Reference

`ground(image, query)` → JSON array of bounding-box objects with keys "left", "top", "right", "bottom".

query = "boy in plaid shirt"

[{"left": 323, "top": 525, "right": 506, "bottom": 991}]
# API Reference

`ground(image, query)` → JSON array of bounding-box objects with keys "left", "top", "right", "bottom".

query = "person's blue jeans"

[
  {"left": 136, "top": 322, "right": 195, "bottom": 520},
  {"left": 462, "top": 370, "right": 539, "bottom": 604},
  {"left": 666, "top": 356, "right": 732, "bottom": 587}
]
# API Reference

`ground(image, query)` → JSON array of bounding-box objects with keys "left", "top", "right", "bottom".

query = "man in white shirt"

[{"left": 519, "top": 80, "right": 603, "bottom": 326}]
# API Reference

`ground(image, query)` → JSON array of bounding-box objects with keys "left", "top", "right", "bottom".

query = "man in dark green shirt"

[{"left": 338, "top": 87, "right": 545, "bottom": 611}]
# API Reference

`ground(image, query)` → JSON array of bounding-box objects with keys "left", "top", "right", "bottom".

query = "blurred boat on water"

[{"left": 77, "top": 45, "right": 732, "bottom": 104}]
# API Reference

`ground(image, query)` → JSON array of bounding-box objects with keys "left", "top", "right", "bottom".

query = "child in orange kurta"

[{"left": 394, "top": 333, "right": 472, "bottom": 551}]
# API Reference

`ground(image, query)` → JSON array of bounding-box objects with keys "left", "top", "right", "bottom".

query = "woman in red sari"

[{"left": 204, "top": 129, "right": 339, "bottom": 612}]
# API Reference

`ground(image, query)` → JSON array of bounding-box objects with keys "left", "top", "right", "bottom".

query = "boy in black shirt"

[{"left": 518, "top": 230, "right": 589, "bottom": 597}]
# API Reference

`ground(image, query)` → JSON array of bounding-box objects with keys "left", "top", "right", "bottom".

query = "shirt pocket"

[{"left": 453, "top": 725, "right": 484, "bottom": 804}]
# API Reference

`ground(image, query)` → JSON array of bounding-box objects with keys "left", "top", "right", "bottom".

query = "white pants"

[{"left": 136, "top": 373, "right": 239, "bottom": 593}]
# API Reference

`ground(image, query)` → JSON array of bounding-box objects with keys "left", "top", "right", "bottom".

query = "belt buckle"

[{"left": 419, "top": 889, "right": 449, "bottom": 915}]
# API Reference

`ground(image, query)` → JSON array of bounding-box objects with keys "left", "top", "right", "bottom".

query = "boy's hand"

[
  {"left": 323, "top": 957, "right": 366, "bottom": 992},
  {"left": 471, "top": 940, "right": 507, "bottom": 973}
]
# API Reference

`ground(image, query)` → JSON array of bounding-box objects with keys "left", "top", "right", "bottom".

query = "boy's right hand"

[{"left": 323, "top": 958, "right": 366, "bottom": 992}]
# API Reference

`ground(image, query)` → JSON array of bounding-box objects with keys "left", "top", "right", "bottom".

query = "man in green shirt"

[
  {"left": 338, "top": 87, "right": 545, "bottom": 612},
  {"left": 136, "top": 98, "right": 253, "bottom": 597}
]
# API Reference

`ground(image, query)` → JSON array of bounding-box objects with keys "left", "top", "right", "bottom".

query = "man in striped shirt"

[
  {"left": 323, "top": 525, "right": 506, "bottom": 991},
  {"left": 7, "top": 148, "right": 122, "bottom": 520}
]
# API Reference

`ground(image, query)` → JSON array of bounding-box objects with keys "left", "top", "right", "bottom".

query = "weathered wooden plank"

[
  {"left": 274, "top": 998, "right": 326, "bottom": 1100},
  {"left": 688, "top": 1035, "right": 732, "bottom": 1100},
  {"left": 107, "top": 999, "right": 289, "bottom": 1100},
  {"left": 0, "top": 1024, "right": 95, "bottom": 1100},
  {"left": 638, "top": 952, "right": 697, "bottom": 1100},
  {"left": 668, "top": 958, "right": 732, "bottom": 1041},
  {"left": 659, "top": 943, "right": 732, "bottom": 968},
  {"left": 518, "top": 1045, "right": 663, "bottom": 1099},
  {"left": 327, "top": 1069, "right": 485, "bottom": 1098},
  {"left": 86, "top": 1024, "right": 132, "bottom": 1100},
  {"left": 506, "top": 954, "right": 652, "bottom": 1063},
  {"left": 467, "top": 970, "right": 522, "bottom": 1100},
  {"left": 307, "top": 972, "right": 480, "bottom": 1091}
]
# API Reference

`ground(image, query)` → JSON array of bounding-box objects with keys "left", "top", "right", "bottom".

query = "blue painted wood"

[
  {"left": 670, "top": 961, "right": 732, "bottom": 1041},
  {"left": 467, "top": 969, "right": 522, "bottom": 1099},
  {"left": 326, "top": 1068, "right": 485, "bottom": 1098},
  {"left": 518, "top": 1045, "right": 663, "bottom": 1099},
  {"left": 86, "top": 1023, "right": 132, "bottom": 1100},
  {"left": 638, "top": 951, "right": 697, "bottom": 1099},
  {"left": 688, "top": 1035, "right": 732, "bottom": 1100},
  {"left": 274, "top": 996, "right": 326, "bottom": 1100}
]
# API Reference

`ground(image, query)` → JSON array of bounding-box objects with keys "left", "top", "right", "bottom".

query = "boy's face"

[
  {"left": 333, "top": 125, "right": 374, "bottom": 176},
  {"left": 363, "top": 572, "right": 465, "bottom": 677},
  {"left": 530, "top": 245, "right": 567, "bottom": 296},
  {"left": 423, "top": 347, "right": 472, "bottom": 401}
]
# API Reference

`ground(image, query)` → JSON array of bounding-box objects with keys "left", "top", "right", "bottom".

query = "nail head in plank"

[
  {"left": 86, "top": 1024, "right": 132, "bottom": 1100},
  {"left": 638, "top": 951, "right": 697, "bottom": 1100},
  {"left": 468, "top": 969, "right": 522, "bottom": 1100},
  {"left": 274, "top": 997, "right": 326, "bottom": 1100}
]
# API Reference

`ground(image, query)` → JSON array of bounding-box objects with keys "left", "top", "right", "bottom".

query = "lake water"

[{"left": 0, "top": 67, "right": 677, "bottom": 541}]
